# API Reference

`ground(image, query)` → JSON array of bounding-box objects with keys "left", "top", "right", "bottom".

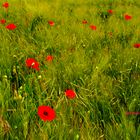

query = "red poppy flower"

[
  {"left": 26, "top": 58, "right": 40, "bottom": 71},
  {"left": 134, "top": 43, "right": 140, "bottom": 48},
  {"left": 0, "top": 19, "right": 6, "bottom": 24},
  {"left": 48, "top": 21, "right": 55, "bottom": 26},
  {"left": 37, "top": 105, "right": 56, "bottom": 121},
  {"left": 6, "top": 24, "right": 16, "bottom": 30},
  {"left": 126, "top": 112, "right": 140, "bottom": 115},
  {"left": 82, "top": 19, "right": 88, "bottom": 24},
  {"left": 124, "top": 14, "right": 132, "bottom": 20},
  {"left": 108, "top": 9, "right": 113, "bottom": 14},
  {"left": 65, "top": 89, "right": 76, "bottom": 99},
  {"left": 90, "top": 25, "right": 97, "bottom": 30},
  {"left": 2, "top": 2, "right": 9, "bottom": 8},
  {"left": 46, "top": 55, "right": 54, "bottom": 62}
]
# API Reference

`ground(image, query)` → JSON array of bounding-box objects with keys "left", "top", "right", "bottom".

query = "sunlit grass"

[{"left": 0, "top": 0, "right": 140, "bottom": 140}]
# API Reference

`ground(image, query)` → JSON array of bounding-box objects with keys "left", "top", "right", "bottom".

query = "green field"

[{"left": 0, "top": 0, "right": 140, "bottom": 139}]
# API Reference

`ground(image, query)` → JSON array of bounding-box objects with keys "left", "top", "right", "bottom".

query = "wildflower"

[
  {"left": 38, "top": 75, "right": 42, "bottom": 79},
  {"left": 37, "top": 105, "right": 56, "bottom": 121},
  {"left": 26, "top": 58, "right": 40, "bottom": 71},
  {"left": 0, "top": 19, "right": 6, "bottom": 24},
  {"left": 90, "top": 25, "right": 97, "bottom": 30},
  {"left": 126, "top": 112, "right": 140, "bottom": 115},
  {"left": 134, "top": 43, "right": 140, "bottom": 48},
  {"left": 3, "top": 75, "right": 7, "bottom": 79},
  {"left": 2, "top": 2, "right": 9, "bottom": 8},
  {"left": 18, "top": 94, "right": 22, "bottom": 100},
  {"left": 108, "top": 9, "right": 113, "bottom": 14},
  {"left": 124, "top": 14, "right": 132, "bottom": 20},
  {"left": 48, "top": 21, "right": 55, "bottom": 26},
  {"left": 65, "top": 89, "right": 76, "bottom": 99},
  {"left": 6, "top": 24, "right": 16, "bottom": 30},
  {"left": 82, "top": 19, "right": 88, "bottom": 24},
  {"left": 46, "top": 55, "right": 54, "bottom": 62}
]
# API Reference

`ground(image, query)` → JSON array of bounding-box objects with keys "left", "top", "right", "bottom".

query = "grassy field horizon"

[{"left": 0, "top": 0, "right": 140, "bottom": 140}]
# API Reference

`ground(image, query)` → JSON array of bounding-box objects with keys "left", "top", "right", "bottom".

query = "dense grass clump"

[{"left": 0, "top": 0, "right": 140, "bottom": 140}]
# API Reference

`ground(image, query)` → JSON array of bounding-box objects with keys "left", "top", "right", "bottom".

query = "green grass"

[{"left": 0, "top": 0, "right": 140, "bottom": 139}]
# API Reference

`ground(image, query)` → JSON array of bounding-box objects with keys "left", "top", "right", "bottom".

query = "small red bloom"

[
  {"left": 90, "top": 25, "right": 97, "bottom": 30},
  {"left": 48, "top": 21, "right": 55, "bottom": 26},
  {"left": 0, "top": 19, "right": 6, "bottom": 24},
  {"left": 26, "top": 58, "right": 40, "bottom": 71},
  {"left": 46, "top": 55, "right": 54, "bottom": 62},
  {"left": 126, "top": 112, "right": 140, "bottom": 115},
  {"left": 6, "top": 24, "right": 16, "bottom": 30},
  {"left": 2, "top": 2, "right": 9, "bottom": 8},
  {"left": 124, "top": 14, "right": 132, "bottom": 20},
  {"left": 65, "top": 89, "right": 76, "bottom": 99},
  {"left": 82, "top": 19, "right": 88, "bottom": 24},
  {"left": 108, "top": 9, "right": 113, "bottom": 14},
  {"left": 134, "top": 43, "right": 140, "bottom": 48},
  {"left": 37, "top": 105, "right": 56, "bottom": 121}
]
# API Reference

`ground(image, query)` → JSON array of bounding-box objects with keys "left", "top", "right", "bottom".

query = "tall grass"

[{"left": 0, "top": 0, "right": 140, "bottom": 139}]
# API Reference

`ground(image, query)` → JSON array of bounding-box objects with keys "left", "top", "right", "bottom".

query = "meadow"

[{"left": 0, "top": 0, "right": 140, "bottom": 139}]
